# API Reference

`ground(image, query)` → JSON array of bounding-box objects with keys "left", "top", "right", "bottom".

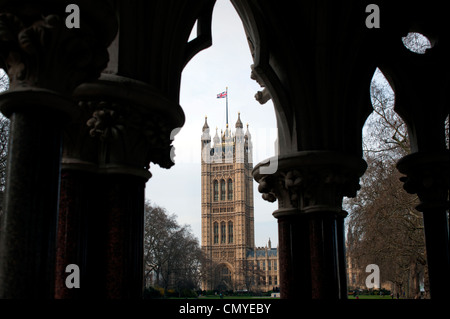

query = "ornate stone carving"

[
  {"left": 87, "top": 106, "right": 125, "bottom": 140},
  {"left": 0, "top": 10, "right": 115, "bottom": 95},
  {"left": 250, "top": 64, "right": 271, "bottom": 105},
  {"left": 63, "top": 74, "right": 185, "bottom": 179},
  {"left": 253, "top": 151, "right": 367, "bottom": 215}
]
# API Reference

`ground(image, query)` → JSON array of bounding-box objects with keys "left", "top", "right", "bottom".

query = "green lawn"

[
  {"left": 349, "top": 295, "right": 390, "bottom": 299},
  {"left": 170, "top": 294, "right": 392, "bottom": 300},
  {"left": 169, "top": 295, "right": 400, "bottom": 300},
  {"left": 198, "top": 295, "right": 276, "bottom": 299}
]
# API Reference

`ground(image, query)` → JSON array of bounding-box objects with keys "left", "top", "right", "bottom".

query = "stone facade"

[{"left": 201, "top": 114, "right": 279, "bottom": 292}]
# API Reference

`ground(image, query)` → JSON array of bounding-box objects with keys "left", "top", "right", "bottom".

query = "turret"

[
  {"left": 235, "top": 113, "right": 245, "bottom": 164},
  {"left": 245, "top": 123, "right": 253, "bottom": 164},
  {"left": 202, "top": 115, "right": 210, "bottom": 133},
  {"left": 213, "top": 127, "right": 221, "bottom": 163},
  {"left": 201, "top": 116, "right": 211, "bottom": 164},
  {"left": 224, "top": 124, "right": 233, "bottom": 163}
]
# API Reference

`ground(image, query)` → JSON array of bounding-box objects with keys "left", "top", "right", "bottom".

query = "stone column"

[
  {"left": 0, "top": 3, "right": 117, "bottom": 298},
  {"left": 231, "top": 1, "right": 382, "bottom": 300},
  {"left": 377, "top": 12, "right": 449, "bottom": 298},
  {"left": 254, "top": 152, "right": 366, "bottom": 299},
  {"left": 54, "top": 0, "right": 215, "bottom": 298},
  {"left": 55, "top": 75, "right": 184, "bottom": 298},
  {"left": 397, "top": 151, "right": 450, "bottom": 300},
  {"left": 0, "top": 90, "right": 74, "bottom": 299}
]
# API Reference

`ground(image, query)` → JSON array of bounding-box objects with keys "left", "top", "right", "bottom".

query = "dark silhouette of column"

[
  {"left": 378, "top": 9, "right": 450, "bottom": 298},
  {"left": 0, "top": 2, "right": 117, "bottom": 298},
  {"left": 254, "top": 152, "right": 366, "bottom": 299},
  {"left": 0, "top": 93, "right": 72, "bottom": 299},
  {"left": 233, "top": 0, "right": 448, "bottom": 300},
  {"left": 397, "top": 152, "right": 450, "bottom": 300},
  {"left": 55, "top": 74, "right": 184, "bottom": 298},
  {"left": 54, "top": 0, "right": 215, "bottom": 298}
]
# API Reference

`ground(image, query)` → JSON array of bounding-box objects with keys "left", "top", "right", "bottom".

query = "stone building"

[
  {"left": 201, "top": 114, "right": 279, "bottom": 292},
  {"left": 0, "top": 0, "right": 447, "bottom": 300}
]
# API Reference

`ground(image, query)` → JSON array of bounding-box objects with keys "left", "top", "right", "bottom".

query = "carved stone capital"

[
  {"left": 0, "top": 1, "right": 117, "bottom": 96},
  {"left": 62, "top": 74, "right": 185, "bottom": 180},
  {"left": 397, "top": 151, "right": 450, "bottom": 212},
  {"left": 253, "top": 151, "right": 367, "bottom": 217}
]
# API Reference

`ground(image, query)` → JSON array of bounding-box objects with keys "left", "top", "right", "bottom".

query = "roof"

[{"left": 246, "top": 248, "right": 277, "bottom": 258}]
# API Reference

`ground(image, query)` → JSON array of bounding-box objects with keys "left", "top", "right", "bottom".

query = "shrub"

[{"left": 143, "top": 286, "right": 163, "bottom": 299}]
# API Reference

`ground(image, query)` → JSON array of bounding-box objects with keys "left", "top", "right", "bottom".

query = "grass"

[
  {"left": 198, "top": 295, "right": 276, "bottom": 299},
  {"left": 349, "top": 295, "right": 390, "bottom": 299},
  {"left": 169, "top": 295, "right": 401, "bottom": 300}
]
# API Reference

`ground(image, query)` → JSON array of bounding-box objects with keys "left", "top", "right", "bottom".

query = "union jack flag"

[{"left": 217, "top": 91, "right": 227, "bottom": 98}]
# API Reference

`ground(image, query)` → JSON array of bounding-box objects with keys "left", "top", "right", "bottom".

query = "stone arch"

[{"left": 214, "top": 262, "right": 234, "bottom": 291}]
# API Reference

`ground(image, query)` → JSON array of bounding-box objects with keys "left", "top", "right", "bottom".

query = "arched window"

[
  {"left": 213, "top": 222, "right": 219, "bottom": 244},
  {"left": 213, "top": 180, "right": 218, "bottom": 202},
  {"left": 228, "top": 221, "right": 233, "bottom": 244},
  {"left": 227, "top": 179, "right": 233, "bottom": 200},
  {"left": 221, "top": 221, "right": 226, "bottom": 244},
  {"left": 217, "top": 264, "right": 232, "bottom": 290},
  {"left": 220, "top": 179, "right": 226, "bottom": 201}
]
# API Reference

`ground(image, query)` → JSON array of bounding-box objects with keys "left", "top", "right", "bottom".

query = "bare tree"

[
  {"left": 0, "top": 69, "right": 9, "bottom": 209},
  {"left": 144, "top": 202, "right": 178, "bottom": 287},
  {"left": 143, "top": 201, "right": 203, "bottom": 297},
  {"left": 0, "top": 69, "right": 8, "bottom": 91},
  {"left": 234, "top": 259, "right": 265, "bottom": 293},
  {"left": 345, "top": 67, "right": 430, "bottom": 299},
  {"left": 0, "top": 116, "right": 8, "bottom": 193}
]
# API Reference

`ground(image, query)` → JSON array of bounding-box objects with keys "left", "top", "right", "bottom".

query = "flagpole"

[{"left": 226, "top": 86, "right": 228, "bottom": 126}]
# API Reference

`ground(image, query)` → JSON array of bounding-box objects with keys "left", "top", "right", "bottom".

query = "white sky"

[{"left": 145, "top": 0, "right": 279, "bottom": 248}]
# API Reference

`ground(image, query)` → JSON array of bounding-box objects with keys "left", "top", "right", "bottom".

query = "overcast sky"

[{"left": 145, "top": 0, "right": 279, "bottom": 248}]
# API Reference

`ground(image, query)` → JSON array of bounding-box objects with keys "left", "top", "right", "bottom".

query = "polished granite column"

[
  {"left": 0, "top": 1, "right": 117, "bottom": 298},
  {"left": 55, "top": 75, "right": 183, "bottom": 298},
  {"left": 254, "top": 152, "right": 366, "bottom": 299}
]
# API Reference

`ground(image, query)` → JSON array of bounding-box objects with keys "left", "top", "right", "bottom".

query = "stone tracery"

[{"left": 0, "top": 0, "right": 447, "bottom": 300}]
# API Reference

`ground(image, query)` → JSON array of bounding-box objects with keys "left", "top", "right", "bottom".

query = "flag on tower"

[
  {"left": 217, "top": 91, "right": 227, "bottom": 98},
  {"left": 217, "top": 87, "right": 229, "bottom": 125}
]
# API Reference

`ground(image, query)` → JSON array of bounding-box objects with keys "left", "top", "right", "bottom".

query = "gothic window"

[
  {"left": 213, "top": 222, "right": 219, "bottom": 244},
  {"left": 220, "top": 179, "right": 226, "bottom": 201},
  {"left": 218, "top": 265, "right": 232, "bottom": 290},
  {"left": 228, "top": 221, "right": 233, "bottom": 244},
  {"left": 227, "top": 179, "right": 233, "bottom": 200},
  {"left": 221, "top": 221, "right": 226, "bottom": 244},
  {"left": 213, "top": 180, "right": 218, "bottom": 202}
]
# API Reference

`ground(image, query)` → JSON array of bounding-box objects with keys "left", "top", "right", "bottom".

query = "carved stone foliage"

[
  {"left": 63, "top": 74, "right": 185, "bottom": 179},
  {"left": 0, "top": 2, "right": 117, "bottom": 95},
  {"left": 254, "top": 151, "right": 367, "bottom": 215},
  {"left": 87, "top": 106, "right": 125, "bottom": 140}
]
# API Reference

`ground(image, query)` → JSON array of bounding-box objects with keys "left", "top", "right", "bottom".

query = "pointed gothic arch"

[{"left": 0, "top": 0, "right": 447, "bottom": 302}]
